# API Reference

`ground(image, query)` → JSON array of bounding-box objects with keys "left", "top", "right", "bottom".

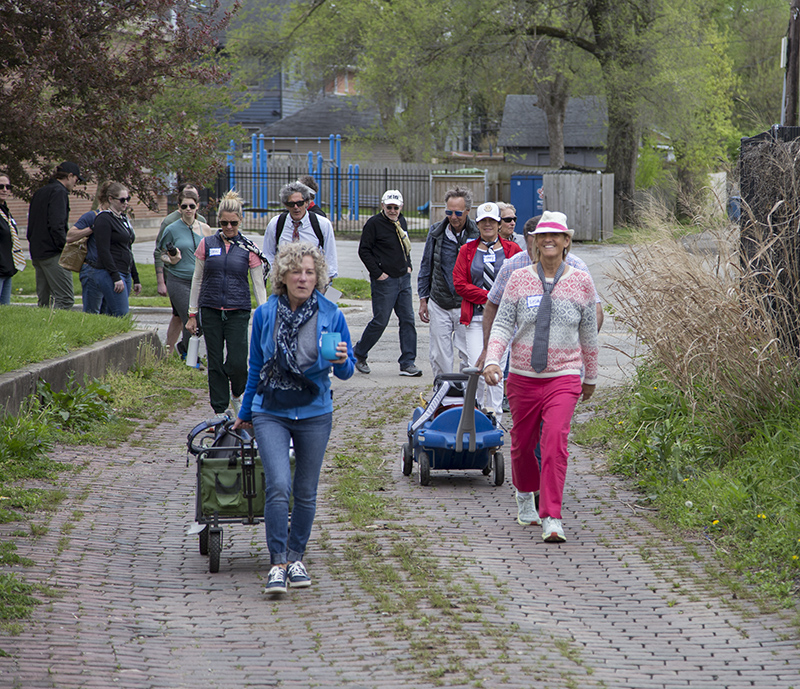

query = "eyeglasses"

[
  {"left": 180, "top": 203, "right": 197, "bottom": 210},
  {"left": 501, "top": 216, "right": 517, "bottom": 223},
  {"left": 445, "top": 209, "right": 464, "bottom": 217},
  {"left": 0, "top": 184, "right": 12, "bottom": 190},
  {"left": 385, "top": 205, "right": 400, "bottom": 211},
  {"left": 113, "top": 196, "right": 131, "bottom": 203},
  {"left": 219, "top": 220, "right": 239, "bottom": 227},
  {"left": 285, "top": 200, "right": 306, "bottom": 208}
]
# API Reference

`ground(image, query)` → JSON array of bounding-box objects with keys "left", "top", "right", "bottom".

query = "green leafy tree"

[
  {"left": 0, "top": 0, "right": 243, "bottom": 205},
  {"left": 647, "top": 4, "right": 736, "bottom": 212}
]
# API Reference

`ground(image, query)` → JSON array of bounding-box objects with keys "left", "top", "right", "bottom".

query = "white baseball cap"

[
  {"left": 476, "top": 202, "right": 500, "bottom": 222},
  {"left": 382, "top": 190, "right": 403, "bottom": 206}
]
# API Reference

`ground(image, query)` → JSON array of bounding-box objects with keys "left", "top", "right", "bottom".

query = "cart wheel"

[
  {"left": 402, "top": 443, "right": 413, "bottom": 476},
  {"left": 418, "top": 451, "right": 431, "bottom": 486},
  {"left": 482, "top": 463, "right": 491, "bottom": 476},
  {"left": 492, "top": 451, "right": 505, "bottom": 486},
  {"left": 199, "top": 527, "right": 209, "bottom": 555},
  {"left": 208, "top": 528, "right": 222, "bottom": 573}
]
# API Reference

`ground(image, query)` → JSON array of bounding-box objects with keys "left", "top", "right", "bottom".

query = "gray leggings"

[{"left": 165, "top": 272, "right": 192, "bottom": 351}]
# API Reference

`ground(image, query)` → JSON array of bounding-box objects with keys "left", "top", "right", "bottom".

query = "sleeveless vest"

[{"left": 198, "top": 232, "right": 251, "bottom": 310}]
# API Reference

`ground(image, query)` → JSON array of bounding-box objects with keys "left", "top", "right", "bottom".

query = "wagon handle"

[{"left": 455, "top": 368, "right": 480, "bottom": 453}]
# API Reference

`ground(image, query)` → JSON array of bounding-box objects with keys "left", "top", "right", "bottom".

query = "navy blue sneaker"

[
  {"left": 287, "top": 561, "right": 311, "bottom": 588},
  {"left": 264, "top": 566, "right": 287, "bottom": 595}
]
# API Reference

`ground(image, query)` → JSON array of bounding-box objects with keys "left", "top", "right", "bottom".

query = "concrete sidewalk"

[{"left": 2, "top": 378, "right": 799, "bottom": 688}]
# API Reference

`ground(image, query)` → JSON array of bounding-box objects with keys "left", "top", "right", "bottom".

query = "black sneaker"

[
  {"left": 399, "top": 364, "right": 422, "bottom": 377},
  {"left": 264, "top": 566, "right": 287, "bottom": 595},
  {"left": 355, "top": 357, "right": 371, "bottom": 374}
]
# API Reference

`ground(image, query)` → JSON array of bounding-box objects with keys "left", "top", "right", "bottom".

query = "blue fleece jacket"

[{"left": 238, "top": 291, "right": 355, "bottom": 421}]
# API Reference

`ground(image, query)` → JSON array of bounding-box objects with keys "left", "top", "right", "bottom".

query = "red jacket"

[{"left": 453, "top": 237, "right": 522, "bottom": 325}]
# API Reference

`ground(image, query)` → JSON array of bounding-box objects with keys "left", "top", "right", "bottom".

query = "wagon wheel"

[
  {"left": 482, "top": 462, "right": 491, "bottom": 476},
  {"left": 402, "top": 443, "right": 413, "bottom": 476},
  {"left": 199, "top": 527, "right": 209, "bottom": 555},
  {"left": 208, "top": 528, "right": 222, "bottom": 573},
  {"left": 492, "top": 451, "right": 505, "bottom": 486},
  {"left": 418, "top": 451, "right": 431, "bottom": 486}
]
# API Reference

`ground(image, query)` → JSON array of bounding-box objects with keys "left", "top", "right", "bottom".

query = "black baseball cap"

[{"left": 57, "top": 161, "right": 84, "bottom": 182}]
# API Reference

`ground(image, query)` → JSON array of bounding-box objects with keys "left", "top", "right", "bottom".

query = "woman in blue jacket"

[{"left": 233, "top": 241, "right": 355, "bottom": 596}]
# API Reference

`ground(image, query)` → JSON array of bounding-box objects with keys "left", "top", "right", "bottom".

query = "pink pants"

[{"left": 506, "top": 373, "right": 582, "bottom": 520}]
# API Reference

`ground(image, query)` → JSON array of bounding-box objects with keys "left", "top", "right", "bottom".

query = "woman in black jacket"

[
  {"left": 0, "top": 173, "right": 23, "bottom": 304},
  {"left": 84, "top": 182, "right": 141, "bottom": 316}
]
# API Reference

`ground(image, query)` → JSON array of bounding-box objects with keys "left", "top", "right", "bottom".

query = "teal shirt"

[{"left": 157, "top": 219, "right": 202, "bottom": 281}]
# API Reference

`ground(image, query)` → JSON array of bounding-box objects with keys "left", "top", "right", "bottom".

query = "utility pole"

[{"left": 784, "top": 0, "right": 800, "bottom": 126}]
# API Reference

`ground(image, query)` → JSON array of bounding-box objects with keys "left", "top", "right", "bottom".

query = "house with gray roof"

[
  {"left": 258, "top": 95, "right": 401, "bottom": 164},
  {"left": 498, "top": 95, "right": 607, "bottom": 168}
]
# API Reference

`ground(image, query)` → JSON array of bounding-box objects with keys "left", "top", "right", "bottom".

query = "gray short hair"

[
  {"left": 497, "top": 202, "right": 516, "bottom": 214},
  {"left": 270, "top": 241, "right": 329, "bottom": 296},
  {"left": 280, "top": 181, "right": 311, "bottom": 205},
  {"left": 444, "top": 186, "right": 473, "bottom": 211}
]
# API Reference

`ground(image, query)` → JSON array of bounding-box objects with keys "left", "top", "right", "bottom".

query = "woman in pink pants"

[{"left": 482, "top": 211, "right": 598, "bottom": 543}]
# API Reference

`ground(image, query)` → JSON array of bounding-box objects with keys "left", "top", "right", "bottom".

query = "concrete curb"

[{"left": 0, "top": 329, "right": 163, "bottom": 417}]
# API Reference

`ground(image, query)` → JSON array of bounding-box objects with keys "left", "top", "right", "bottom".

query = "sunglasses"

[
  {"left": 0, "top": 184, "right": 12, "bottom": 190},
  {"left": 445, "top": 209, "right": 464, "bottom": 217},
  {"left": 180, "top": 203, "right": 197, "bottom": 210},
  {"left": 285, "top": 200, "right": 306, "bottom": 208},
  {"left": 501, "top": 216, "right": 517, "bottom": 223},
  {"left": 113, "top": 196, "right": 131, "bottom": 203},
  {"left": 385, "top": 205, "right": 400, "bottom": 211},
  {"left": 220, "top": 220, "right": 239, "bottom": 227}
]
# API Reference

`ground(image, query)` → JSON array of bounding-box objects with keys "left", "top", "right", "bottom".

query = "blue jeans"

[
  {"left": 84, "top": 265, "right": 131, "bottom": 317},
  {"left": 354, "top": 272, "right": 417, "bottom": 367},
  {"left": 252, "top": 412, "right": 332, "bottom": 564},
  {"left": 79, "top": 264, "right": 105, "bottom": 314},
  {"left": 0, "top": 275, "right": 12, "bottom": 304}
]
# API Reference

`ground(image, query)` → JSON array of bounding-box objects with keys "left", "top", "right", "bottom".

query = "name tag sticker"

[
  {"left": 527, "top": 295, "right": 542, "bottom": 308},
  {"left": 483, "top": 252, "right": 496, "bottom": 264},
  {"left": 209, "top": 247, "right": 222, "bottom": 256}
]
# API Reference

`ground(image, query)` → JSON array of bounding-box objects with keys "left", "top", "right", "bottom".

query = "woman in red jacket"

[{"left": 454, "top": 202, "right": 521, "bottom": 420}]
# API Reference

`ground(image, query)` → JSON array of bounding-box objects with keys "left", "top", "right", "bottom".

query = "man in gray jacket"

[{"left": 417, "top": 186, "right": 479, "bottom": 379}]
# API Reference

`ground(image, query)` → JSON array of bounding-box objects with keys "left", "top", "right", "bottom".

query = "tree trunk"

[
  {"left": 535, "top": 72, "right": 568, "bottom": 169},
  {"left": 605, "top": 91, "right": 640, "bottom": 225}
]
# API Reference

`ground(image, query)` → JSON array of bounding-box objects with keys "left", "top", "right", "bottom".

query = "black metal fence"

[{"left": 212, "top": 165, "right": 433, "bottom": 236}]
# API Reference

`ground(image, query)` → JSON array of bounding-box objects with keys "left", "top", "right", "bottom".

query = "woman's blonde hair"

[
  {"left": 217, "top": 189, "right": 243, "bottom": 219},
  {"left": 270, "top": 241, "right": 329, "bottom": 296}
]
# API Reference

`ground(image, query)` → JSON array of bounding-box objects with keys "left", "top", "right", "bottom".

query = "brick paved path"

[{"left": 2, "top": 376, "right": 800, "bottom": 688}]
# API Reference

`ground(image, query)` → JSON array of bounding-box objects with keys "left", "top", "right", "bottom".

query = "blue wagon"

[{"left": 402, "top": 368, "right": 505, "bottom": 486}]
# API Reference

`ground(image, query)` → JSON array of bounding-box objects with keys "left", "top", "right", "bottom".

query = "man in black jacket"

[
  {"left": 353, "top": 190, "right": 422, "bottom": 377},
  {"left": 26, "top": 162, "right": 83, "bottom": 309},
  {"left": 417, "top": 186, "right": 479, "bottom": 378}
]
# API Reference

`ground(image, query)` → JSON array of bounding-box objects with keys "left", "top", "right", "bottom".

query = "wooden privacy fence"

[{"left": 543, "top": 172, "right": 614, "bottom": 241}]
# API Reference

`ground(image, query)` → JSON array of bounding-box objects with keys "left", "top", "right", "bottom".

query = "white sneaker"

[
  {"left": 515, "top": 491, "right": 541, "bottom": 526},
  {"left": 230, "top": 395, "right": 242, "bottom": 414},
  {"left": 542, "top": 516, "right": 566, "bottom": 543}
]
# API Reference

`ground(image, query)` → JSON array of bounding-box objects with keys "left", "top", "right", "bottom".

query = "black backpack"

[{"left": 275, "top": 211, "right": 324, "bottom": 249}]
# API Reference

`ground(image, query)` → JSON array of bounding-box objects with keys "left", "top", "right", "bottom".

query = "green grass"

[
  {"left": 574, "top": 362, "right": 800, "bottom": 606},
  {"left": 0, "top": 306, "right": 134, "bottom": 373},
  {"left": 331, "top": 277, "right": 371, "bottom": 300},
  {"left": 9, "top": 262, "right": 161, "bottom": 298}
]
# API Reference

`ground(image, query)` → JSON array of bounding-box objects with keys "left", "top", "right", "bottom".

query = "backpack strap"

[{"left": 276, "top": 211, "right": 324, "bottom": 249}]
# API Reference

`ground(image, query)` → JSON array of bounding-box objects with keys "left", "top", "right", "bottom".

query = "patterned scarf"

[
  {"left": 385, "top": 211, "right": 411, "bottom": 262},
  {"left": 0, "top": 204, "right": 25, "bottom": 271},
  {"left": 231, "top": 233, "right": 270, "bottom": 286},
  {"left": 256, "top": 292, "right": 320, "bottom": 409}
]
